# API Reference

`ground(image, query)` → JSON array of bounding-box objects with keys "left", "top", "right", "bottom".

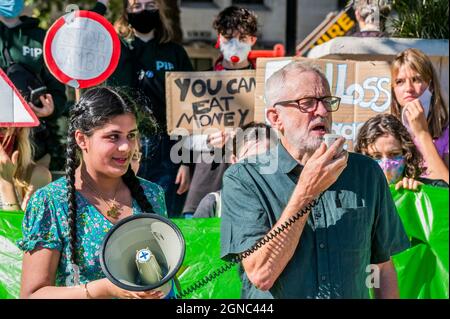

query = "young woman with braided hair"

[{"left": 18, "top": 86, "right": 167, "bottom": 299}]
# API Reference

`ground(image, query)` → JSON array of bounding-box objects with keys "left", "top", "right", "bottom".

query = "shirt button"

[
  {"left": 319, "top": 243, "right": 325, "bottom": 249},
  {"left": 321, "top": 275, "right": 327, "bottom": 281},
  {"left": 315, "top": 213, "right": 321, "bottom": 218}
]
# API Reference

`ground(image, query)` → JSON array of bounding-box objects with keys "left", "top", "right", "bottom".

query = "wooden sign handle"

[{"left": 75, "top": 88, "right": 81, "bottom": 102}]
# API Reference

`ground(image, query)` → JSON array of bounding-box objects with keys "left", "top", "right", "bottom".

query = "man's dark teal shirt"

[{"left": 220, "top": 143, "right": 410, "bottom": 299}]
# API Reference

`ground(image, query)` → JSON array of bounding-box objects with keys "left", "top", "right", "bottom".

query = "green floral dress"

[{"left": 17, "top": 177, "right": 167, "bottom": 286}]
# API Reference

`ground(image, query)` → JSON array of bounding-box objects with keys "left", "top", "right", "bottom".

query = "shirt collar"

[{"left": 277, "top": 142, "right": 301, "bottom": 174}]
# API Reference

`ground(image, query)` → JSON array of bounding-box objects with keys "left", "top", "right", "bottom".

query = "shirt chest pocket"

[{"left": 335, "top": 207, "right": 372, "bottom": 251}]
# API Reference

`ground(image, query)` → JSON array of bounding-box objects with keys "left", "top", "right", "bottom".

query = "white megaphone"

[{"left": 100, "top": 214, "right": 185, "bottom": 298}]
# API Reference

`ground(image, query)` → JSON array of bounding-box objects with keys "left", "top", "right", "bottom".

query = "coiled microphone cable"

[{"left": 175, "top": 194, "right": 323, "bottom": 299}]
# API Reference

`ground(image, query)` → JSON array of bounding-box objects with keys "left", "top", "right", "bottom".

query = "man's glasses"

[{"left": 273, "top": 96, "right": 341, "bottom": 113}]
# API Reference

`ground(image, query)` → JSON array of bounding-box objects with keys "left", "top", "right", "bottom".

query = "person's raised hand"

[
  {"left": 296, "top": 137, "right": 348, "bottom": 200},
  {"left": 30, "top": 94, "right": 54, "bottom": 118},
  {"left": 395, "top": 177, "right": 423, "bottom": 191},
  {"left": 175, "top": 164, "right": 190, "bottom": 195},
  {"left": 207, "top": 130, "right": 236, "bottom": 149},
  {"left": 403, "top": 100, "right": 429, "bottom": 138}
]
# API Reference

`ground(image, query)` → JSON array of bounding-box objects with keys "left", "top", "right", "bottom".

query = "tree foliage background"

[
  {"left": 388, "top": 0, "right": 449, "bottom": 39},
  {"left": 25, "top": 0, "right": 122, "bottom": 29}
]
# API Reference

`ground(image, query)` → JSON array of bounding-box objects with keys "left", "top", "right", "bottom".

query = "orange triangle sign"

[{"left": 0, "top": 68, "right": 39, "bottom": 127}]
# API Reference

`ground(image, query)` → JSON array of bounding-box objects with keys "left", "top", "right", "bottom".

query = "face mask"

[
  {"left": 401, "top": 87, "right": 433, "bottom": 132},
  {"left": 0, "top": 0, "right": 24, "bottom": 18},
  {"left": 128, "top": 9, "right": 160, "bottom": 34},
  {"left": 220, "top": 38, "right": 252, "bottom": 64},
  {"left": 375, "top": 155, "right": 406, "bottom": 184}
]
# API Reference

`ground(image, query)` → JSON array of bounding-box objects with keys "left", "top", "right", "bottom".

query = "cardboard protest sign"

[
  {"left": 255, "top": 57, "right": 391, "bottom": 150},
  {"left": 296, "top": 8, "right": 356, "bottom": 56},
  {"left": 0, "top": 68, "right": 39, "bottom": 127},
  {"left": 43, "top": 10, "right": 120, "bottom": 88},
  {"left": 166, "top": 70, "right": 255, "bottom": 135}
]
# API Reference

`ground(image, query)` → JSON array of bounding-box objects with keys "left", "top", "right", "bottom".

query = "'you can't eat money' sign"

[
  {"left": 166, "top": 70, "right": 256, "bottom": 135},
  {"left": 43, "top": 10, "right": 120, "bottom": 88}
]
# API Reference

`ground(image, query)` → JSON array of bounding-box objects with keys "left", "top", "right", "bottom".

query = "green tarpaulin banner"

[
  {"left": 0, "top": 211, "right": 23, "bottom": 299},
  {"left": 391, "top": 185, "right": 449, "bottom": 299},
  {"left": 0, "top": 185, "right": 448, "bottom": 299}
]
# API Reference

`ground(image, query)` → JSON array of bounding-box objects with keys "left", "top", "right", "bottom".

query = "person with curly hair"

[
  {"left": 212, "top": 5, "right": 258, "bottom": 70},
  {"left": 355, "top": 114, "right": 448, "bottom": 190},
  {"left": 181, "top": 6, "right": 259, "bottom": 217},
  {"left": 391, "top": 48, "right": 449, "bottom": 184},
  {"left": 17, "top": 87, "right": 168, "bottom": 299}
]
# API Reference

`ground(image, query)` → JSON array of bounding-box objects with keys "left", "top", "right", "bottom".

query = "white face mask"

[
  {"left": 220, "top": 38, "right": 251, "bottom": 64},
  {"left": 401, "top": 87, "right": 433, "bottom": 133}
]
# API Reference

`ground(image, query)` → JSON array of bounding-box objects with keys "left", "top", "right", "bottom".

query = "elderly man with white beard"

[{"left": 220, "top": 60, "right": 410, "bottom": 299}]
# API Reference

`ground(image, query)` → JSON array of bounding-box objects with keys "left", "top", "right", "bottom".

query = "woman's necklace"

[{"left": 82, "top": 178, "right": 121, "bottom": 219}]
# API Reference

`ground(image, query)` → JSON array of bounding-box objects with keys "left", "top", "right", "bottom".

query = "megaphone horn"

[{"left": 100, "top": 214, "right": 185, "bottom": 297}]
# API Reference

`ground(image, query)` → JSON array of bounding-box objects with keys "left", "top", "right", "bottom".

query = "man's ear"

[
  {"left": 74, "top": 130, "right": 88, "bottom": 151},
  {"left": 249, "top": 36, "right": 257, "bottom": 47},
  {"left": 266, "top": 107, "right": 283, "bottom": 132}
]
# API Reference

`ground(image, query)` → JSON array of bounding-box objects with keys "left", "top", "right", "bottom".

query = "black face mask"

[{"left": 128, "top": 9, "right": 160, "bottom": 34}]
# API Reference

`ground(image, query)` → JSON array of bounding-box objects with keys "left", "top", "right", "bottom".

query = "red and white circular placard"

[{"left": 44, "top": 10, "right": 120, "bottom": 88}]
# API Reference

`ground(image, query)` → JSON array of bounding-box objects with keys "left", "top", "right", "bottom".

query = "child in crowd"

[
  {"left": 355, "top": 114, "right": 448, "bottom": 190},
  {"left": 193, "top": 122, "right": 277, "bottom": 218},
  {"left": 212, "top": 6, "right": 258, "bottom": 71},
  {"left": 182, "top": 6, "right": 259, "bottom": 216}
]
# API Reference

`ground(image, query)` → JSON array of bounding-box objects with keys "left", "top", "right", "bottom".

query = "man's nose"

[{"left": 314, "top": 100, "right": 329, "bottom": 117}]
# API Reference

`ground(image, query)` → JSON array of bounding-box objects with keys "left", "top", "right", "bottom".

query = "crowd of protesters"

[{"left": 0, "top": 0, "right": 448, "bottom": 299}]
